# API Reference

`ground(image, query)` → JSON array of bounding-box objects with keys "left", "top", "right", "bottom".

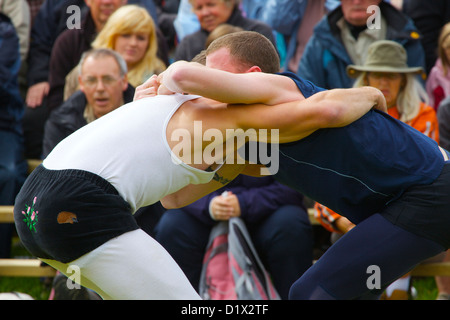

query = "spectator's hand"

[
  {"left": 26, "top": 82, "right": 49, "bottom": 108},
  {"left": 210, "top": 191, "right": 241, "bottom": 221},
  {"left": 134, "top": 75, "right": 160, "bottom": 101},
  {"left": 335, "top": 216, "right": 355, "bottom": 234}
]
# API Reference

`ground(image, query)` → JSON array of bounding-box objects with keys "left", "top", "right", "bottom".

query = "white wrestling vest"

[{"left": 43, "top": 94, "right": 216, "bottom": 213}]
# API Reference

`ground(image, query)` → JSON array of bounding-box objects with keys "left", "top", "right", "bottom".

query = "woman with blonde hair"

[
  {"left": 64, "top": 5, "right": 166, "bottom": 99},
  {"left": 427, "top": 22, "right": 450, "bottom": 110},
  {"left": 92, "top": 4, "right": 166, "bottom": 87}
]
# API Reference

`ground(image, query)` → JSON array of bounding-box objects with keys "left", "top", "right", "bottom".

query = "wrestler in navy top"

[{"left": 275, "top": 73, "right": 443, "bottom": 223}]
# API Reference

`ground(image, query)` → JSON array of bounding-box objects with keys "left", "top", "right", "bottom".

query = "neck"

[{"left": 346, "top": 21, "right": 367, "bottom": 39}]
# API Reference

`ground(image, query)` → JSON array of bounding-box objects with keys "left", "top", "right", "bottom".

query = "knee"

[
  {"left": 289, "top": 278, "right": 337, "bottom": 300},
  {"left": 258, "top": 205, "right": 313, "bottom": 256},
  {"left": 154, "top": 209, "right": 187, "bottom": 241},
  {"left": 0, "top": 159, "right": 27, "bottom": 185},
  {"left": 270, "top": 205, "right": 313, "bottom": 236},
  {"left": 0, "top": 165, "right": 15, "bottom": 184},
  {"left": 0, "top": 165, "right": 18, "bottom": 202}
]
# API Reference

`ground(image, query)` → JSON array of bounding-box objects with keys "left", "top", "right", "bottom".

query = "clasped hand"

[
  {"left": 133, "top": 72, "right": 175, "bottom": 101},
  {"left": 209, "top": 191, "right": 241, "bottom": 221}
]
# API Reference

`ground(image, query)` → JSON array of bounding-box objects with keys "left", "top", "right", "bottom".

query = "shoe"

[{"left": 436, "top": 293, "right": 450, "bottom": 300}]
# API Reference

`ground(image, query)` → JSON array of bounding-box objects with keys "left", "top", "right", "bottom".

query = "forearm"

[
  {"left": 230, "top": 86, "right": 386, "bottom": 144},
  {"left": 160, "top": 163, "right": 246, "bottom": 209},
  {"left": 158, "top": 61, "right": 301, "bottom": 105},
  {"left": 322, "top": 87, "right": 387, "bottom": 127}
]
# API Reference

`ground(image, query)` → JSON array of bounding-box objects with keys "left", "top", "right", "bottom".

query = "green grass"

[
  {"left": 411, "top": 277, "right": 439, "bottom": 300},
  {"left": 0, "top": 277, "right": 51, "bottom": 300},
  {"left": 0, "top": 237, "right": 52, "bottom": 300}
]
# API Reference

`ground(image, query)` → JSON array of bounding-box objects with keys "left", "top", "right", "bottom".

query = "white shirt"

[{"left": 43, "top": 94, "right": 216, "bottom": 213}]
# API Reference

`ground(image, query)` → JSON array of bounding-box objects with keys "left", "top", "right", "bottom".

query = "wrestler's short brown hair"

[{"left": 205, "top": 31, "right": 280, "bottom": 73}]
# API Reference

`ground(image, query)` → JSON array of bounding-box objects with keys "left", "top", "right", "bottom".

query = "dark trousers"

[
  {"left": 0, "top": 130, "right": 27, "bottom": 257},
  {"left": 289, "top": 214, "right": 445, "bottom": 299}
]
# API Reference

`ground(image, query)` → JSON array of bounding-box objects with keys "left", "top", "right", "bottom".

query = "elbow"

[
  {"left": 317, "top": 102, "right": 344, "bottom": 128},
  {"left": 160, "top": 199, "right": 174, "bottom": 209},
  {"left": 168, "top": 64, "right": 197, "bottom": 93},
  {"left": 166, "top": 68, "right": 187, "bottom": 93},
  {"left": 170, "top": 67, "right": 185, "bottom": 87},
  {"left": 160, "top": 195, "right": 181, "bottom": 209}
]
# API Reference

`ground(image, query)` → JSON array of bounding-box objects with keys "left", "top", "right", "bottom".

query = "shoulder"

[
  {"left": 407, "top": 103, "right": 438, "bottom": 128},
  {"left": 123, "top": 85, "right": 136, "bottom": 103},
  {"left": 175, "top": 30, "right": 207, "bottom": 60},
  {"left": 178, "top": 29, "right": 207, "bottom": 45},
  {"left": 418, "top": 102, "right": 437, "bottom": 116},
  {"left": 53, "top": 27, "right": 82, "bottom": 52},
  {"left": 279, "top": 72, "right": 325, "bottom": 97},
  {"left": 53, "top": 11, "right": 94, "bottom": 46},
  {"left": 382, "top": 2, "right": 421, "bottom": 37},
  {"left": 51, "top": 91, "right": 87, "bottom": 117}
]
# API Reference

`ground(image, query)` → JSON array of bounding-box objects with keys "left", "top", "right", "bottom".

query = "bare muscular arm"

[
  {"left": 156, "top": 61, "right": 303, "bottom": 105},
  {"left": 192, "top": 86, "right": 387, "bottom": 144},
  {"left": 160, "top": 162, "right": 246, "bottom": 209}
]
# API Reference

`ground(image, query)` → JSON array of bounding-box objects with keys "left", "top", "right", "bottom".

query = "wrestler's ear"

[{"left": 246, "top": 66, "right": 262, "bottom": 73}]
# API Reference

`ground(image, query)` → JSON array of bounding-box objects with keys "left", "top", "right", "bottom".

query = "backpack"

[{"left": 199, "top": 217, "right": 280, "bottom": 300}]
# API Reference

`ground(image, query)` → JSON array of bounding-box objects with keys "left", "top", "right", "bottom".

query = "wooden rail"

[
  {"left": 0, "top": 259, "right": 56, "bottom": 277},
  {"left": 0, "top": 205, "right": 15, "bottom": 223}
]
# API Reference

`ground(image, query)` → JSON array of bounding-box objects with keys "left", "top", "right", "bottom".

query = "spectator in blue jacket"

[
  {"left": 258, "top": 0, "right": 335, "bottom": 72},
  {"left": 154, "top": 175, "right": 314, "bottom": 300},
  {"left": 297, "top": 0, "right": 426, "bottom": 89},
  {"left": 0, "top": 13, "right": 28, "bottom": 258}
]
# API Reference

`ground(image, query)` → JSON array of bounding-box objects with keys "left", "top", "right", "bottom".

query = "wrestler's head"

[{"left": 205, "top": 31, "right": 280, "bottom": 74}]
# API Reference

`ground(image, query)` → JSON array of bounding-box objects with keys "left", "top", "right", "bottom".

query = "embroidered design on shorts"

[
  {"left": 57, "top": 211, "right": 78, "bottom": 224},
  {"left": 22, "top": 196, "right": 38, "bottom": 233}
]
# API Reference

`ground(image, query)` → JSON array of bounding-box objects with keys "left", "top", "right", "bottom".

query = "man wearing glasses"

[{"left": 42, "top": 48, "right": 134, "bottom": 158}]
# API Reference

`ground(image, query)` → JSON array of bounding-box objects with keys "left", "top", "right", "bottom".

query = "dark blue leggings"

[{"left": 289, "top": 213, "right": 445, "bottom": 299}]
